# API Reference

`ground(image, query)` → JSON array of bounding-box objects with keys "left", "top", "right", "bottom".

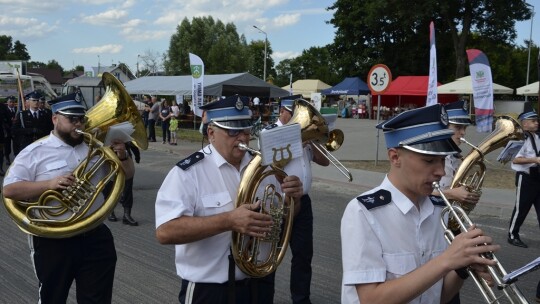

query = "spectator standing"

[
  {"left": 507, "top": 109, "right": 540, "bottom": 248},
  {"left": 169, "top": 115, "right": 178, "bottom": 146},
  {"left": 146, "top": 96, "right": 159, "bottom": 142},
  {"left": 159, "top": 99, "right": 172, "bottom": 144}
]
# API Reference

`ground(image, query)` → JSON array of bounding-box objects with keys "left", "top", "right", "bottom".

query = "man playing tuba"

[
  {"left": 3, "top": 93, "right": 134, "bottom": 303},
  {"left": 155, "top": 95, "right": 304, "bottom": 304}
]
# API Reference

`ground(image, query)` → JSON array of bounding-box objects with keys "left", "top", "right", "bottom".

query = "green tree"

[
  {"left": 248, "top": 39, "right": 274, "bottom": 80},
  {"left": 0, "top": 35, "right": 30, "bottom": 61},
  {"left": 327, "top": 0, "right": 532, "bottom": 80},
  {"left": 164, "top": 16, "right": 250, "bottom": 75}
]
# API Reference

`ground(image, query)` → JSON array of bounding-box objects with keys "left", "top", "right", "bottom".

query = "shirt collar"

[
  {"left": 381, "top": 175, "right": 435, "bottom": 217},
  {"left": 208, "top": 143, "right": 252, "bottom": 173}
]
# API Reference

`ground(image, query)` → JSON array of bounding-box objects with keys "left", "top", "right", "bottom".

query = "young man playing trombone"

[{"left": 340, "top": 104, "right": 499, "bottom": 304}]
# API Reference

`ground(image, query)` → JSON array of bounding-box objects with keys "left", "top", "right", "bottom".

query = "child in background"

[{"left": 169, "top": 116, "right": 178, "bottom": 145}]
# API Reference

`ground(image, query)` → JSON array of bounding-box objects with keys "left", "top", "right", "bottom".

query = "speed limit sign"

[{"left": 367, "top": 64, "right": 392, "bottom": 93}]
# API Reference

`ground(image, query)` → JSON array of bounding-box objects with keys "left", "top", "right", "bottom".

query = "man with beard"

[{"left": 3, "top": 92, "right": 134, "bottom": 304}]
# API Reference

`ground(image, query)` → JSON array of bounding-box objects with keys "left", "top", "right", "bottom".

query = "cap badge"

[
  {"left": 235, "top": 97, "right": 244, "bottom": 111},
  {"left": 440, "top": 107, "right": 449, "bottom": 126}
]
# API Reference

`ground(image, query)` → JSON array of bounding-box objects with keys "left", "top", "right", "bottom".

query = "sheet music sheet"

[
  {"left": 502, "top": 256, "right": 540, "bottom": 283},
  {"left": 104, "top": 121, "right": 135, "bottom": 145},
  {"left": 496, "top": 140, "right": 524, "bottom": 163},
  {"left": 259, "top": 123, "right": 302, "bottom": 166}
]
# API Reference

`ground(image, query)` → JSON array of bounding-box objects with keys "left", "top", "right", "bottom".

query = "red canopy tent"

[{"left": 371, "top": 76, "right": 458, "bottom": 119}]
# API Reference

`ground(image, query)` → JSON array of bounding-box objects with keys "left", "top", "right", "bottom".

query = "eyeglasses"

[
  {"left": 58, "top": 113, "right": 87, "bottom": 124},
  {"left": 213, "top": 126, "right": 251, "bottom": 137}
]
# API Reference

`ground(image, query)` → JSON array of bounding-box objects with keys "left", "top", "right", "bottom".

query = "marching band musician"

[
  {"left": 340, "top": 104, "right": 499, "bottom": 304},
  {"left": 507, "top": 109, "right": 540, "bottom": 248},
  {"left": 3, "top": 93, "right": 134, "bottom": 304},
  {"left": 155, "top": 95, "right": 304, "bottom": 304},
  {"left": 262, "top": 96, "right": 330, "bottom": 304},
  {"left": 4, "top": 95, "right": 18, "bottom": 165},
  {"left": 11, "top": 91, "right": 54, "bottom": 155},
  {"left": 434, "top": 100, "right": 480, "bottom": 206}
]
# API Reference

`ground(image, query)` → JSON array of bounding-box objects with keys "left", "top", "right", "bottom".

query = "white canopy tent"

[
  {"left": 437, "top": 75, "right": 514, "bottom": 95},
  {"left": 281, "top": 79, "right": 331, "bottom": 98},
  {"left": 516, "top": 81, "right": 539, "bottom": 96},
  {"left": 124, "top": 72, "right": 289, "bottom": 98}
]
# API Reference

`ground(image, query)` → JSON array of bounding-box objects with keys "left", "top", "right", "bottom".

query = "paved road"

[{"left": 0, "top": 117, "right": 538, "bottom": 303}]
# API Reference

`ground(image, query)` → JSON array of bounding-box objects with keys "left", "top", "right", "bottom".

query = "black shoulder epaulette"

[
  {"left": 264, "top": 123, "right": 278, "bottom": 130},
  {"left": 176, "top": 152, "right": 204, "bottom": 170},
  {"left": 356, "top": 189, "right": 391, "bottom": 210},
  {"left": 429, "top": 195, "right": 446, "bottom": 207}
]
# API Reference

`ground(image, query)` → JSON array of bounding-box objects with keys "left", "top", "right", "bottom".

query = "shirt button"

[{"left": 217, "top": 202, "right": 221, "bottom": 206}]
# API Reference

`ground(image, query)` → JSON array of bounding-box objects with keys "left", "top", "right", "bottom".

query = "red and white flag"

[
  {"left": 467, "top": 49, "right": 494, "bottom": 133},
  {"left": 426, "top": 21, "right": 438, "bottom": 106}
]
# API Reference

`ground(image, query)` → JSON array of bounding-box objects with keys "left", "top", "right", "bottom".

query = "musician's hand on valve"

[
  {"left": 469, "top": 264, "right": 496, "bottom": 287},
  {"left": 444, "top": 225, "right": 500, "bottom": 270},
  {"left": 447, "top": 186, "right": 480, "bottom": 204},
  {"left": 50, "top": 174, "right": 76, "bottom": 190},
  {"left": 280, "top": 175, "right": 303, "bottom": 200},
  {"left": 229, "top": 201, "right": 273, "bottom": 237}
]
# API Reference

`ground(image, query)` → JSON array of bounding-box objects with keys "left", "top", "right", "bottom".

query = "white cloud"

[
  {"left": 273, "top": 50, "right": 300, "bottom": 62},
  {"left": 72, "top": 44, "right": 123, "bottom": 54},
  {"left": 0, "top": 15, "right": 57, "bottom": 38},
  {"left": 81, "top": 9, "right": 128, "bottom": 25},
  {"left": 271, "top": 13, "right": 300, "bottom": 28}
]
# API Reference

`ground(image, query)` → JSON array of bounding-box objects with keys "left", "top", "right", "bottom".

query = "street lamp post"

[
  {"left": 525, "top": 4, "right": 534, "bottom": 103},
  {"left": 137, "top": 54, "right": 140, "bottom": 78},
  {"left": 253, "top": 25, "right": 267, "bottom": 81}
]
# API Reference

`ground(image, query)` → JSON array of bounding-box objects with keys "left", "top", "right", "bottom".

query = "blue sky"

[{"left": 0, "top": 0, "right": 537, "bottom": 76}]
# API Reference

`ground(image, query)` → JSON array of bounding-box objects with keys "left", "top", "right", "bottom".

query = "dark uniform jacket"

[{"left": 12, "top": 109, "right": 54, "bottom": 155}]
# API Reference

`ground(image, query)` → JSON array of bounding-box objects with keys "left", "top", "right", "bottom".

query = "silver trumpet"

[{"left": 432, "top": 182, "right": 529, "bottom": 304}]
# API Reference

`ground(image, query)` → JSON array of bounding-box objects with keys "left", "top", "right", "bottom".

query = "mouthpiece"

[{"left": 238, "top": 143, "right": 260, "bottom": 155}]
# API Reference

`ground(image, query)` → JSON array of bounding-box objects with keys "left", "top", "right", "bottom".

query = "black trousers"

[
  {"left": 261, "top": 194, "right": 313, "bottom": 303},
  {"left": 289, "top": 194, "right": 314, "bottom": 304},
  {"left": 119, "top": 177, "right": 134, "bottom": 208},
  {"left": 30, "top": 224, "right": 117, "bottom": 304},
  {"left": 179, "top": 278, "right": 271, "bottom": 304},
  {"left": 508, "top": 172, "right": 540, "bottom": 238},
  {"left": 147, "top": 119, "right": 156, "bottom": 141}
]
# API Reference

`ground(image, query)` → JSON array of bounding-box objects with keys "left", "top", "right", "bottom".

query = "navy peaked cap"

[
  {"left": 444, "top": 100, "right": 472, "bottom": 125},
  {"left": 199, "top": 95, "right": 252, "bottom": 130},
  {"left": 376, "top": 104, "right": 460, "bottom": 155},
  {"left": 48, "top": 93, "right": 86, "bottom": 115},
  {"left": 518, "top": 111, "right": 538, "bottom": 121},
  {"left": 25, "top": 91, "right": 41, "bottom": 100}
]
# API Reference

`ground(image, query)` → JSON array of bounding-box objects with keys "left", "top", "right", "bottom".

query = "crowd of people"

[{"left": 1, "top": 90, "right": 539, "bottom": 304}]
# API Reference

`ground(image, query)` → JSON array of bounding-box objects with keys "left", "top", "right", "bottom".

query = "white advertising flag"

[
  {"left": 426, "top": 21, "right": 438, "bottom": 106},
  {"left": 189, "top": 53, "right": 204, "bottom": 117},
  {"left": 466, "top": 49, "right": 494, "bottom": 133}
]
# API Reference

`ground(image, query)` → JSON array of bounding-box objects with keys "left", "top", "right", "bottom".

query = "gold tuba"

[
  {"left": 231, "top": 98, "right": 349, "bottom": 277},
  {"left": 3, "top": 72, "right": 148, "bottom": 238},
  {"left": 439, "top": 115, "right": 528, "bottom": 303}
]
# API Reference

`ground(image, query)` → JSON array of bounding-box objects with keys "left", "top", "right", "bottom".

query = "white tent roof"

[
  {"left": 437, "top": 75, "right": 513, "bottom": 95},
  {"left": 124, "top": 72, "right": 289, "bottom": 98},
  {"left": 281, "top": 79, "right": 331, "bottom": 98},
  {"left": 516, "top": 81, "right": 539, "bottom": 96}
]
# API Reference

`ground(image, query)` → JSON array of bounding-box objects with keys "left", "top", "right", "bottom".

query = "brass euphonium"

[
  {"left": 439, "top": 115, "right": 528, "bottom": 303},
  {"left": 232, "top": 98, "right": 350, "bottom": 277},
  {"left": 3, "top": 72, "right": 148, "bottom": 238}
]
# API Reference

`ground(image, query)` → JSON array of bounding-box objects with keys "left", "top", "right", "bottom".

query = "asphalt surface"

[{"left": 0, "top": 117, "right": 538, "bottom": 303}]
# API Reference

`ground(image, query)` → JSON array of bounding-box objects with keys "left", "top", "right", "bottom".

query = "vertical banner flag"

[
  {"left": 466, "top": 49, "right": 494, "bottom": 133},
  {"left": 426, "top": 21, "right": 438, "bottom": 106},
  {"left": 289, "top": 73, "right": 293, "bottom": 95},
  {"left": 189, "top": 53, "right": 204, "bottom": 117},
  {"left": 84, "top": 66, "right": 94, "bottom": 77}
]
